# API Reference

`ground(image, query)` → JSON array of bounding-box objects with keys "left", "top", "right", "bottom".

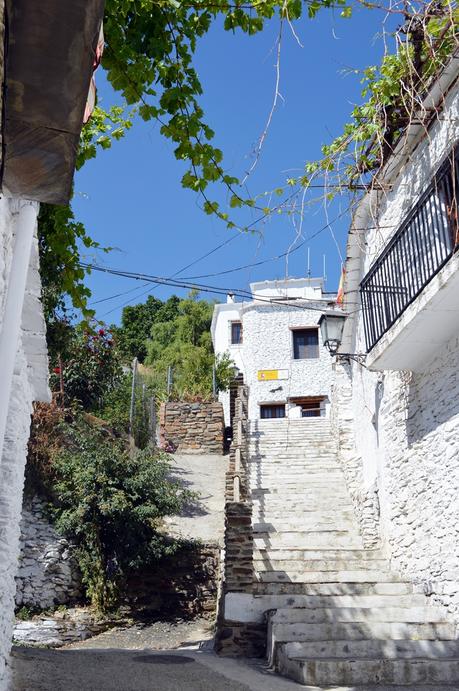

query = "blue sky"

[{"left": 73, "top": 6, "right": 396, "bottom": 324}]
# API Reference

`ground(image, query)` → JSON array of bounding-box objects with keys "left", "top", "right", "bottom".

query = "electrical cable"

[{"left": 79, "top": 261, "right": 344, "bottom": 312}]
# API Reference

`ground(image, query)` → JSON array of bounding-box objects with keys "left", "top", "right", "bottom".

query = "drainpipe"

[{"left": 0, "top": 199, "right": 38, "bottom": 461}]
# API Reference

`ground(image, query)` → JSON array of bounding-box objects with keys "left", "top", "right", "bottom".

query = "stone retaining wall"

[
  {"left": 216, "top": 386, "right": 258, "bottom": 656},
  {"left": 125, "top": 544, "right": 220, "bottom": 618},
  {"left": 159, "top": 401, "right": 224, "bottom": 454},
  {"left": 15, "top": 497, "right": 82, "bottom": 609}
]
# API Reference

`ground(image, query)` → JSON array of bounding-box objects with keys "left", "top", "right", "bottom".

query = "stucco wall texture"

[
  {"left": 241, "top": 304, "right": 334, "bottom": 421},
  {"left": 0, "top": 197, "right": 49, "bottom": 689},
  {"left": 337, "top": 78, "right": 459, "bottom": 622}
]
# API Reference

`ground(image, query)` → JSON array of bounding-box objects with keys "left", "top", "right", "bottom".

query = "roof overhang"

[{"left": 1, "top": 0, "right": 105, "bottom": 205}]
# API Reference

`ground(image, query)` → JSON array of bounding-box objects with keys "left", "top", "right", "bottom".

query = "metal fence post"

[{"left": 129, "top": 357, "right": 138, "bottom": 449}]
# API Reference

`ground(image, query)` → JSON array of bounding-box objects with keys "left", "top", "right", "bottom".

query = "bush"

[
  {"left": 30, "top": 410, "right": 191, "bottom": 612},
  {"left": 50, "top": 326, "right": 122, "bottom": 410}
]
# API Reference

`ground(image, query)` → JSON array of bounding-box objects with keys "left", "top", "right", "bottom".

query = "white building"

[
  {"left": 0, "top": 2, "right": 105, "bottom": 686},
  {"left": 211, "top": 277, "right": 338, "bottom": 426},
  {"left": 335, "top": 51, "right": 459, "bottom": 622}
]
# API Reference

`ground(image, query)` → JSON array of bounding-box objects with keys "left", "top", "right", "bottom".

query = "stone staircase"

[{"left": 248, "top": 419, "right": 459, "bottom": 688}]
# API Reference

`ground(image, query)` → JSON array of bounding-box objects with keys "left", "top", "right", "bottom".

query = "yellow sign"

[{"left": 257, "top": 369, "right": 288, "bottom": 381}]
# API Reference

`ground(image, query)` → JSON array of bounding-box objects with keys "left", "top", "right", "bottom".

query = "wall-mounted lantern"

[{"left": 318, "top": 312, "right": 366, "bottom": 365}]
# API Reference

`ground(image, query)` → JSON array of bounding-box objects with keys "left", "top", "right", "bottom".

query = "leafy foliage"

[
  {"left": 144, "top": 292, "right": 234, "bottom": 399},
  {"left": 49, "top": 326, "right": 123, "bottom": 409},
  {"left": 276, "top": 6, "right": 459, "bottom": 200},
  {"left": 38, "top": 0, "right": 353, "bottom": 328},
  {"left": 113, "top": 295, "right": 181, "bottom": 362},
  {"left": 28, "top": 408, "right": 190, "bottom": 612}
]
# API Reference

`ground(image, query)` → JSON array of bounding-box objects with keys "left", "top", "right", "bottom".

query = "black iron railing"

[{"left": 360, "top": 145, "right": 459, "bottom": 352}]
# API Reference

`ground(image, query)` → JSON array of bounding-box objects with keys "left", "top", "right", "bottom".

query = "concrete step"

[
  {"left": 256, "top": 570, "right": 402, "bottom": 584},
  {"left": 253, "top": 548, "right": 388, "bottom": 561},
  {"left": 253, "top": 559, "right": 390, "bottom": 572},
  {"left": 276, "top": 652, "right": 459, "bottom": 687},
  {"left": 254, "top": 532, "right": 364, "bottom": 550},
  {"left": 282, "top": 639, "right": 459, "bottom": 659},
  {"left": 254, "top": 581, "right": 414, "bottom": 596},
  {"left": 269, "top": 621, "right": 457, "bottom": 644},
  {"left": 271, "top": 606, "right": 447, "bottom": 624}
]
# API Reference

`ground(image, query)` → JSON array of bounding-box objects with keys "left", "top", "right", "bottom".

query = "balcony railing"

[{"left": 360, "top": 145, "right": 459, "bottom": 352}]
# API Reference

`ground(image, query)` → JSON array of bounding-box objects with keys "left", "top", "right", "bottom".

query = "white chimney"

[{"left": 227, "top": 293, "right": 235, "bottom": 303}]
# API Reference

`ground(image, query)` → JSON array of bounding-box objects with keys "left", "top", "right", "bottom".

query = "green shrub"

[{"left": 49, "top": 415, "right": 191, "bottom": 612}]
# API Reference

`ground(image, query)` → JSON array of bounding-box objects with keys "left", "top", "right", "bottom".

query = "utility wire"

[{"left": 80, "top": 262, "right": 340, "bottom": 312}]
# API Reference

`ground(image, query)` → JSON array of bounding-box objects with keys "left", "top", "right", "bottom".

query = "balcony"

[{"left": 360, "top": 145, "right": 459, "bottom": 371}]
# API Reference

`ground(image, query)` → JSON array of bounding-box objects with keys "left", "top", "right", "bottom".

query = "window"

[
  {"left": 260, "top": 404, "right": 285, "bottom": 419},
  {"left": 300, "top": 400, "right": 322, "bottom": 417},
  {"left": 231, "top": 321, "right": 242, "bottom": 345},
  {"left": 290, "top": 396, "right": 324, "bottom": 417},
  {"left": 292, "top": 328, "right": 319, "bottom": 359}
]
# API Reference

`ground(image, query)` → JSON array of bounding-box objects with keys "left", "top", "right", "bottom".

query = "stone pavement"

[{"left": 164, "top": 453, "right": 228, "bottom": 545}]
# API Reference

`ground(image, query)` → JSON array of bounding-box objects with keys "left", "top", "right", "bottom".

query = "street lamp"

[
  {"left": 318, "top": 312, "right": 366, "bottom": 365},
  {"left": 318, "top": 312, "right": 346, "bottom": 355}
]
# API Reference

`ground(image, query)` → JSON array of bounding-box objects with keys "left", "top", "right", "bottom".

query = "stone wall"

[
  {"left": 15, "top": 497, "right": 81, "bottom": 610},
  {"left": 125, "top": 544, "right": 220, "bottom": 619},
  {"left": 216, "top": 386, "right": 260, "bottom": 656},
  {"left": 339, "top": 335, "right": 459, "bottom": 623},
  {"left": 330, "top": 362, "right": 381, "bottom": 549},
  {"left": 159, "top": 401, "right": 224, "bottom": 454},
  {"left": 336, "top": 75, "right": 459, "bottom": 624}
]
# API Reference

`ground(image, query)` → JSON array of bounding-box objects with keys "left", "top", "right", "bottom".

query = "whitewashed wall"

[
  {"left": 337, "top": 77, "right": 459, "bottom": 621},
  {"left": 242, "top": 304, "right": 334, "bottom": 421},
  {"left": 0, "top": 197, "right": 49, "bottom": 688}
]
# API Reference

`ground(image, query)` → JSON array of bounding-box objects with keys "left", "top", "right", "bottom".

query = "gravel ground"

[{"left": 65, "top": 616, "right": 214, "bottom": 651}]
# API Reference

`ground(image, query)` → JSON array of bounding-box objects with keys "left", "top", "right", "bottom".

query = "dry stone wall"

[
  {"left": 15, "top": 497, "right": 81, "bottom": 609},
  {"left": 159, "top": 401, "right": 224, "bottom": 454}
]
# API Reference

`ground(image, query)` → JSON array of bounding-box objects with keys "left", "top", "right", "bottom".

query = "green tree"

[
  {"left": 114, "top": 295, "right": 180, "bottom": 362},
  {"left": 145, "top": 292, "right": 234, "bottom": 399}
]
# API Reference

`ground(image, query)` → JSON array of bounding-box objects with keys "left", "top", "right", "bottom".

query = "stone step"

[
  {"left": 282, "top": 639, "right": 459, "bottom": 659},
  {"left": 251, "top": 593, "right": 429, "bottom": 613},
  {"left": 249, "top": 477, "right": 347, "bottom": 485},
  {"left": 251, "top": 497, "right": 354, "bottom": 507},
  {"left": 251, "top": 511, "right": 357, "bottom": 524},
  {"left": 254, "top": 582, "right": 414, "bottom": 596},
  {"left": 253, "top": 559, "right": 390, "bottom": 572},
  {"left": 276, "top": 652, "right": 459, "bottom": 687},
  {"left": 252, "top": 511, "right": 359, "bottom": 535},
  {"left": 254, "top": 531, "right": 364, "bottom": 550},
  {"left": 256, "top": 570, "right": 401, "bottom": 584},
  {"left": 253, "top": 548, "right": 388, "bottom": 561},
  {"left": 270, "top": 606, "right": 447, "bottom": 624},
  {"left": 251, "top": 490, "right": 353, "bottom": 501},
  {"left": 269, "top": 621, "right": 457, "bottom": 644},
  {"left": 252, "top": 521, "right": 359, "bottom": 533}
]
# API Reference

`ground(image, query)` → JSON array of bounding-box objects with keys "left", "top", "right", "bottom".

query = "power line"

[
  {"left": 90, "top": 230, "right": 242, "bottom": 313},
  {"left": 80, "top": 262, "right": 340, "bottom": 312}
]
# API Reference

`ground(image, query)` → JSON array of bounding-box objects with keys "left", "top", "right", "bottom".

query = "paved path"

[
  {"left": 11, "top": 646, "right": 308, "bottom": 691},
  {"left": 164, "top": 453, "right": 228, "bottom": 545}
]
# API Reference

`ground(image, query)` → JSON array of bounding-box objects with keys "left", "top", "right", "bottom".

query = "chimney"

[{"left": 227, "top": 293, "right": 235, "bottom": 303}]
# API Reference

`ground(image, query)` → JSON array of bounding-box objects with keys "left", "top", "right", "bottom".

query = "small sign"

[{"left": 258, "top": 369, "right": 288, "bottom": 381}]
